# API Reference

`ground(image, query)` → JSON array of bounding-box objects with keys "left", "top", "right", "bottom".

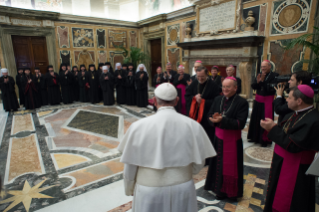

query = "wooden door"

[
  {"left": 150, "top": 39, "right": 162, "bottom": 86},
  {"left": 12, "top": 35, "right": 49, "bottom": 75}
]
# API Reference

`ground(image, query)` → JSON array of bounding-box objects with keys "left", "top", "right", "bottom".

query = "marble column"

[{"left": 238, "top": 61, "right": 253, "bottom": 99}]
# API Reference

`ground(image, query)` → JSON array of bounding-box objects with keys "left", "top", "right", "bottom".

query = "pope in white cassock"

[{"left": 118, "top": 83, "right": 216, "bottom": 212}]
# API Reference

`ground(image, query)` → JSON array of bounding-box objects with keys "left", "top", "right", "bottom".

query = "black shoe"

[
  {"left": 247, "top": 139, "right": 254, "bottom": 143},
  {"left": 261, "top": 143, "right": 267, "bottom": 147},
  {"left": 215, "top": 195, "right": 226, "bottom": 200},
  {"left": 228, "top": 197, "right": 238, "bottom": 201}
]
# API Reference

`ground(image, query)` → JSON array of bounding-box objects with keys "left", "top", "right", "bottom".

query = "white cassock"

[{"left": 118, "top": 106, "right": 216, "bottom": 212}]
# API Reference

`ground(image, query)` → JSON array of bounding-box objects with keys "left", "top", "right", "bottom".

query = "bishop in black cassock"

[
  {"left": 0, "top": 68, "right": 19, "bottom": 112},
  {"left": 32, "top": 67, "right": 44, "bottom": 106},
  {"left": 79, "top": 68, "right": 89, "bottom": 102},
  {"left": 72, "top": 66, "right": 80, "bottom": 102},
  {"left": 135, "top": 64, "right": 149, "bottom": 107},
  {"left": 226, "top": 65, "right": 241, "bottom": 94},
  {"left": 87, "top": 64, "right": 100, "bottom": 104},
  {"left": 47, "top": 66, "right": 61, "bottom": 105},
  {"left": 97, "top": 63, "right": 104, "bottom": 102},
  {"left": 23, "top": 68, "right": 41, "bottom": 110},
  {"left": 16, "top": 67, "right": 25, "bottom": 106},
  {"left": 114, "top": 63, "right": 127, "bottom": 104},
  {"left": 152, "top": 67, "right": 164, "bottom": 87},
  {"left": 210, "top": 66, "right": 222, "bottom": 92},
  {"left": 261, "top": 85, "right": 319, "bottom": 212},
  {"left": 59, "top": 64, "right": 74, "bottom": 104},
  {"left": 173, "top": 65, "right": 190, "bottom": 115},
  {"left": 163, "top": 63, "right": 177, "bottom": 83},
  {"left": 125, "top": 65, "right": 136, "bottom": 106},
  {"left": 248, "top": 60, "right": 277, "bottom": 147},
  {"left": 99, "top": 66, "right": 115, "bottom": 105},
  {"left": 105, "top": 62, "right": 114, "bottom": 75},
  {"left": 185, "top": 67, "right": 220, "bottom": 143},
  {"left": 204, "top": 77, "right": 248, "bottom": 200}
]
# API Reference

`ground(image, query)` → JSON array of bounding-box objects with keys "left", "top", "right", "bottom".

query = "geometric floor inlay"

[
  {"left": 52, "top": 153, "right": 90, "bottom": 169},
  {"left": 67, "top": 110, "right": 119, "bottom": 138}
]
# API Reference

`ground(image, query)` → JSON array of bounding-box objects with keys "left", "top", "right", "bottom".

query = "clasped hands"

[
  {"left": 209, "top": 112, "right": 223, "bottom": 123},
  {"left": 260, "top": 118, "right": 276, "bottom": 132},
  {"left": 195, "top": 94, "right": 202, "bottom": 104},
  {"left": 257, "top": 72, "right": 266, "bottom": 83}
]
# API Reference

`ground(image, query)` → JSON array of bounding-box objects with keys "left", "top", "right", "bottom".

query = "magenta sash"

[
  {"left": 176, "top": 84, "right": 186, "bottom": 115},
  {"left": 273, "top": 144, "right": 316, "bottom": 212},
  {"left": 215, "top": 127, "right": 241, "bottom": 197},
  {"left": 255, "top": 94, "right": 274, "bottom": 142}
]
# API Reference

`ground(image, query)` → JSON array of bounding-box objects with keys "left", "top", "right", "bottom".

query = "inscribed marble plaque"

[{"left": 198, "top": 0, "right": 236, "bottom": 33}]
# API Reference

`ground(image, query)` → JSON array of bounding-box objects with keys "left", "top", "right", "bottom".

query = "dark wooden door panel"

[
  {"left": 150, "top": 39, "right": 162, "bottom": 86},
  {"left": 12, "top": 35, "right": 49, "bottom": 75}
]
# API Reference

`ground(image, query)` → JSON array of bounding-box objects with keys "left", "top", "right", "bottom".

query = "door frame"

[
  {"left": 0, "top": 25, "right": 58, "bottom": 77},
  {"left": 143, "top": 29, "right": 165, "bottom": 87}
]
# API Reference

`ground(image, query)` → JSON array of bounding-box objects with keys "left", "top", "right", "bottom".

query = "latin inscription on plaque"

[{"left": 199, "top": 0, "right": 236, "bottom": 32}]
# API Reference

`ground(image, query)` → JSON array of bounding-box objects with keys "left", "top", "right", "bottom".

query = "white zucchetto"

[{"left": 154, "top": 83, "right": 177, "bottom": 101}]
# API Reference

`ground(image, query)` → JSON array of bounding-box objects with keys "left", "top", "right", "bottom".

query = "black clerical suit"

[
  {"left": 0, "top": 76, "right": 19, "bottom": 112},
  {"left": 185, "top": 79, "right": 220, "bottom": 141},
  {"left": 163, "top": 70, "right": 177, "bottom": 83},
  {"left": 248, "top": 71, "right": 277, "bottom": 145},
  {"left": 135, "top": 71, "right": 148, "bottom": 107},
  {"left": 60, "top": 70, "right": 74, "bottom": 104},
  {"left": 114, "top": 69, "right": 127, "bottom": 104},
  {"left": 16, "top": 73, "right": 25, "bottom": 105},
  {"left": 173, "top": 73, "right": 190, "bottom": 114},
  {"left": 79, "top": 73, "right": 89, "bottom": 102},
  {"left": 153, "top": 73, "right": 164, "bottom": 87},
  {"left": 47, "top": 73, "right": 61, "bottom": 105},
  {"left": 125, "top": 70, "right": 136, "bottom": 106},
  {"left": 273, "top": 96, "right": 292, "bottom": 124},
  {"left": 72, "top": 71, "right": 80, "bottom": 102},
  {"left": 99, "top": 72, "right": 115, "bottom": 105},
  {"left": 211, "top": 75, "right": 222, "bottom": 91},
  {"left": 204, "top": 94, "right": 249, "bottom": 198},
  {"left": 87, "top": 71, "right": 100, "bottom": 104},
  {"left": 264, "top": 108, "right": 319, "bottom": 212},
  {"left": 23, "top": 74, "right": 41, "bottom": 109}
]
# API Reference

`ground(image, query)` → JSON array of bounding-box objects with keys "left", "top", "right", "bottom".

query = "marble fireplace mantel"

[{"left": 177, "top": 33, "right": 265, "bottom": 99}]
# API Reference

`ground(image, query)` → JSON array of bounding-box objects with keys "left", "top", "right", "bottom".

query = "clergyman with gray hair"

[
  {"left": 118, "top": 83, "right": 216, "bottom": 212},
  {"left": 247, "top": 60, "right": 277, "bottom": 147}
]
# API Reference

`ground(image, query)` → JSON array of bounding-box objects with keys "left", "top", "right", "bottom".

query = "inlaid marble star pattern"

[{"left": 0, "top": 179, "right": 56, "bottom": 212}]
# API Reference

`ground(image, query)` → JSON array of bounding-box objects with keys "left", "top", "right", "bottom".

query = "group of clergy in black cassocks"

[{"left": 0, "top": 62, "right": 149, "bottom": 112}]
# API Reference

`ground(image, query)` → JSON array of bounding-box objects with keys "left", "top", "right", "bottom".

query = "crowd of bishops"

[{"left": 0, "top": 62, "right": 149, "bottom": 112}]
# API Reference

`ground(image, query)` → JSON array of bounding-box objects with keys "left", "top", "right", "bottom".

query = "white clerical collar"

[
  {"left": 295, "top": 105, "right": 314, "bottom": 114},
  {"left": 157, "top": 106, "right": 175, "bottom": 111}
]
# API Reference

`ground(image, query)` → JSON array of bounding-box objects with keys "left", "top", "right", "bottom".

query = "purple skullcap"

[
  {"left": 228, "top": 65, "right": 235, "bottom": 68},
  {"left": 225, "top": 76, "right": 237, "bottom": 81},
  {"left": 263, "top": 60, "right": 271, "bottom": 64},
  {"left": 298, "top": 84, "right": 314, "bottom": 98},
  {"left": 213, "top": 66, "right": 219, "bottom": 69},
  {"left": 195, "top": 60, "right": 202, "bottom": 63}
]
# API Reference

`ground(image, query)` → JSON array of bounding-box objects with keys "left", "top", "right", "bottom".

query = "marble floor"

[{"left": 0, "top": 102, "right": 317, "bottom": 212}]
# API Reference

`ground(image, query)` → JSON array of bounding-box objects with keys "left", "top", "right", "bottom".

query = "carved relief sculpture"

[
  {"left": 245, "top": 11, "right": 255, "bottom": 31},
  {"left": 75, "top": 49, "right": 95, "bottom": 68},
  {"left": 108, "top": 30, "right": 127, "bottom": 48}
]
